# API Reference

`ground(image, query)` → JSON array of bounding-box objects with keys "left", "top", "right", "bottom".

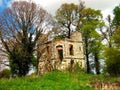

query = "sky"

[
  {"left": 0, "top": 0, "right": 12, "bottom": 13},
  {"left": 0, "top": 0, "right": 120, "bottom": 18}
]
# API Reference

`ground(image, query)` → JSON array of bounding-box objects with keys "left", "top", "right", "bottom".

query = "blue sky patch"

[{"left": 0, "top": 0, "right": 13, "bottom": 13}]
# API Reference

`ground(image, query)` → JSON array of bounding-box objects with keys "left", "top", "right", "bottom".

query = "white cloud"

[
  {"left": 32, "top": 0, "right": 79, "bottom": 15},
  {"left": 84, "top": 0, "right": 119, "bottom": 10},
  {"left": 32, "top": 0, "right": 120, "bottom": 17},
  {"left": 102, "top": 9, "right": 114, "bottom": 19},
  {"left": 11, "top": 0, "right": 120, "bottom": 17}
]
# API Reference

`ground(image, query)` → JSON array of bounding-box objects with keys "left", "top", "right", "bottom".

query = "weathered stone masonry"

[{"left": 38, "top": 31, "right": 85, "bottom": 74}]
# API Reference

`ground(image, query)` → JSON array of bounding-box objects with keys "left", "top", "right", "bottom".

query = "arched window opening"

[
  {"left": 69, "top": 44, "right": 74, "bottom": 55},
  {"left": 56, "top": 45, "right": 63, "bottom": 62},
  {"left": 47, "top": 46, "right": 50, "bottom": 54},
  {"left": 79, "top": 46, "right": 81, "bottom": 51}
]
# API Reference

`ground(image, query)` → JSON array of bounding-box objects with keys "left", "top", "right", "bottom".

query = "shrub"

[
  {"left": 104, "top": 47, "right": 120, "bottom": 76},
  {"left": 67, "top": 62, "right": 85, "bottom": 73},
  {"left": 0, "top": 69, "right": 11, "bottom": 78}
]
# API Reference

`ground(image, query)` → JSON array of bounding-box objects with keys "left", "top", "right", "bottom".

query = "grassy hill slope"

[{"left": 0, "top": 71, "right": 120, "bottom": 90}]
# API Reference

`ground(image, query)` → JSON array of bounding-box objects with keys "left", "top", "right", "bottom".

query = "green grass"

[
  {"left": 0, "top": 71, "right": 120, "bottom": 90},
  {"left": 0, "top": 71, "right": 94, "bottom": 90}
]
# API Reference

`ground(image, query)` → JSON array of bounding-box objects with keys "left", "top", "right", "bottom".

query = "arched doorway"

[{"left": 56, "top": 45, "right": 63, "bottom": 62}]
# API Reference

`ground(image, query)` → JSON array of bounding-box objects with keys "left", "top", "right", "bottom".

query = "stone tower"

[{"left": 38, "top": 31, "right": 85, "bottom": 74}]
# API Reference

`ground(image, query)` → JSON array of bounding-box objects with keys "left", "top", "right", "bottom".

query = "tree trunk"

[
  {"left": 86, "top": 49, "right": 90, "bottom": 73},
  {"left": 68, "top": 29, "right": 70, "bottom": 38},
  {"left": 85, "top": 38, "right": 90, "bottom": 73},
  {"left": 67, "top": 23, "right": 71, "bottom": 39},
  {"left": 94, "top": 53, "right": 100, "bottom": 74}
]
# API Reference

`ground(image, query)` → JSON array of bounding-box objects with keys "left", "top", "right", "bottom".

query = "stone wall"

[{"left": 38, "top": 31, "right": 85, "bottom": 74}]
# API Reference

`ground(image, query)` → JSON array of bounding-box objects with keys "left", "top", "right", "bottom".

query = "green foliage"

[
  {"left": 112, "top": 26, "right": 120, "bottom": 48},
  {"left": 104, "top": 47, "right": 120, "bottom": 76},
  {"left": 9, "top": 50, "right": 28, "bottom": 77},
  {"left": 56, "top": 3, "right": 78, "bottom": 22},
  {"left": 74, "top": 63, "right": 84, "bottom": 72},
  {"left": 9, "top": 45, "right": 37, "bottom": 77},
  {"left": 103, "top": 5, "right": 120, "bottom": 76},
  {"left": 81, "top": 8, "right": 103, "bottom": 73},
  {"left": 113, "top": 5, "right": 120, "bottom": 25},
  {"left": 31, "top": 55, "right": 37, "bottom": 68},
  {"left": 67, "top": 62, "right": 85, "bottom": 73},
  {"left": 55, "top": 3, "right": 80, "bottom": 38},
  {"left": 54, "top": 35, "right": 65, "bottom": 40},
  {"left": 0, "top": 69, "right": 11, "bottom": 78}
]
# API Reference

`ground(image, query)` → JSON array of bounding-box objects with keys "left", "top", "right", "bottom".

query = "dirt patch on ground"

[{"left": 91, "top": 81, "right": 120, "bottom": 90}]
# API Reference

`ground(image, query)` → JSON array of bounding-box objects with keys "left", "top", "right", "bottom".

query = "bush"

[
  {"left": 104, "top": 47, "right": 120, "bottom": 76},
  {"left": 67, "top": 62, "right": 85, "bottom": 73},
  {"left": 0, "top": 69, "right": 11, "bottom": 78}
]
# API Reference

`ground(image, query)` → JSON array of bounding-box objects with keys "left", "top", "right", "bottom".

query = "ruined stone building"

[{"left": 38, "top": 31, "right": 85, "bottom": 74}]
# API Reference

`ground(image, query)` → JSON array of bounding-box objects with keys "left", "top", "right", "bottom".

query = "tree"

[
  {"left": 103, "top": 5, "right": 120, "bottom": 76},
  {"left": 89, "top": 32, "right": 103, "bottom": 74},
  {"left": 100, "top": 15, "right": 115, "bottom": 48},
  {"left": 113, "top": 5, "right": 120, "bottom": 27},
  {"left": 55, "top": 1, "right": 85, "bottom": 38},
  {"left": 0, "top": 1, "right": 53, "bottom": 77},
  {"left": 0, "top": 40, "right": 9, "bottom": 71},
  {"left": 81, "top": 8, "right": 103, "bottom": 73},
  {"left": 112, "top": 5, "right": 120, "bottom": 46}
]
